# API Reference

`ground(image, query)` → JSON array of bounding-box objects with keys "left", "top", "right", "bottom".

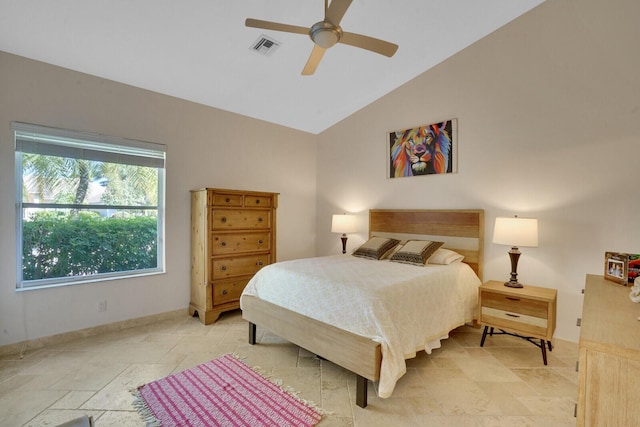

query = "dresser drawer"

[
  {"left": 211, "top": 254, "right": 270, "bottom": 280},
  {"left": 212, "top": 278, "right": 250, "bottom": 305},
  {"left": 210, "top": 192, "right": 243, "bottom": 207},
  {"left": 244, "top": 195, "right": 272, "bottom": 208},
  {"left": 480, "top": 290, "right": 548, "bottom": 318},
  {"left": 210, "top": 209, "right": 271, "bottom": 230},
  {"left": 211, "top": 232, "right": 271, "bottom": 255},
  {"left": 481, "top": 306, "right": 548, "bottom": 337}
]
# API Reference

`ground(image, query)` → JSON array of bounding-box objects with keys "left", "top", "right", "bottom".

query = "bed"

[{"left": 240, "top": 209, "right": 484, "bottom": 407}]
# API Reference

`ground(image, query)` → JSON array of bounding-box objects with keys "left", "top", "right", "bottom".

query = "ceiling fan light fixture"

[
  {"left": 309, "top": 21, "right": 342, "bottom": 49},
  {"left": 246, "top": 0, "right": 398, "bottom": 75}
]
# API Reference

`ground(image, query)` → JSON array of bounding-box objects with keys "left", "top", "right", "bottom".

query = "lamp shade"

[
  {"left": 331, "top": 214, "right": 357, "bottom": 234},
  {"left": 493, "top": 217, "right": 538, "bottom": 247}
]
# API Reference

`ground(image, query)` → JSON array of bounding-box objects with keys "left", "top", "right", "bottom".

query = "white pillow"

[{"left": 428, "top": 248, "right": 464, "bottom": 265}]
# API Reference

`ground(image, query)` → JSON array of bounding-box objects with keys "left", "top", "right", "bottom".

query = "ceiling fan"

[{"left": 245, "top": 0, "right": 398, "bottom": 75}]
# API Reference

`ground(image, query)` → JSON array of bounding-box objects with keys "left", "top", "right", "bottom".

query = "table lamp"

[
  {"left": 493, "top": 216, "right": 538, "bottom": 288},
  {"left": 331, "top": 214, "right": 357, "bottom": 254}
]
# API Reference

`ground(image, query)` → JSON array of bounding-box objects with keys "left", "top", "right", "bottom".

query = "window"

[{"left": 14, "top": 122, "right": 166, "bottom": 289}]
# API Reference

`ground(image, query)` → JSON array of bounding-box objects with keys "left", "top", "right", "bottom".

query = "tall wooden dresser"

[
  {"left": 190, "top": 188, "right": 278, "bottom": 324},
  {"left": 576, "top": 274, "right": 640, "bottom": 425}
]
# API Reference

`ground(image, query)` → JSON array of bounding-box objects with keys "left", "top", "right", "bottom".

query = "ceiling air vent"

[{"left": 250, "top": 35, "right": 281, "bottom": 56}]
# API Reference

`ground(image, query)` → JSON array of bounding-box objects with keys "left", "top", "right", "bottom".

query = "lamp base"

[
  {"left": 504, "top": 280, "right": 524, "bottom": 288},
  {"left": 340, "top": 235, "right": 348, "bottom": 254},
  {"left": 504, "top": 246, "right": 523, "bottom": 288}
]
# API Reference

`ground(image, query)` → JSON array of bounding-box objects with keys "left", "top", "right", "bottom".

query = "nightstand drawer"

[
  {"left": 480, "top": 290, "right": 548, "bottom": 318},
  {"left": 481, "top": 306, "right": 548, "bottom": 337}
]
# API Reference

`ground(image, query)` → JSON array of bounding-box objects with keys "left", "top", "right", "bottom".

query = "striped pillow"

[
  {"left": 390, "top": 240, "right": 444, "bottom": 266},
  {"left": 353, "top": 236, "right": 400, "bottom": 260}
]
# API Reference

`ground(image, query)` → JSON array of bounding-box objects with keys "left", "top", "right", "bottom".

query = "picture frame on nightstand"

[{"left": 604, "top": 251, "right": 628, "bottom": 285}]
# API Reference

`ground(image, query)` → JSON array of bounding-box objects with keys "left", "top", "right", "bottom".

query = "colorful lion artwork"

[{"left": 389, "top": 119, "right": 456, "bottom": 178}]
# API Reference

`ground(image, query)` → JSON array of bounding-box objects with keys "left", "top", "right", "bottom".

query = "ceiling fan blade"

[
  {"left": 302, "top": 45, "right": 326, "bottom": 75},
  {"left": 339, "top": 32, "right": 398, "bottom": 57},
  {"left": 245, "top": 18, "right": 309, "bottom": 35},
  {"left": 325, "top": 0, "right": 353, "bottom": 25}
]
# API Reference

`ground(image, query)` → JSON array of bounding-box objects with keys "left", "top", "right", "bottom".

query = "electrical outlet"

[{"left": 98, "top": 300, "right": 107, "bottom": 312}]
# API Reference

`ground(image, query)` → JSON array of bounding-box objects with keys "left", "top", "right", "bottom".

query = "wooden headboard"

[{"left": 369, "top": 209, "right": 485, "bottom": 280}]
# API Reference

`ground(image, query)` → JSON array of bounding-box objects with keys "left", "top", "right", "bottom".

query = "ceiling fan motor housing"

[{"left": 309, "top": 21, "right": 342, "bottom": 48}]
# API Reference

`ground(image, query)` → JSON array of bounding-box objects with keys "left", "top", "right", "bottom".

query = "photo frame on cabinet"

[
  {"left": 627, "top": 254, "right": 640, "bottom": 284},
  {"left": 388, "top": 119, "right": 457, "bottom": 179},
  {"left": 604, "top": 252, "right": 628, "bottom": 285}
]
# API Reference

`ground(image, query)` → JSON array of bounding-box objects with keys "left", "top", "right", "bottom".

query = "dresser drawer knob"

[
  {"left": 258, "top": 240, "right": 263, "bottom": 244},
  {"left": 255, "top": 199, "right": 261, "bottom": 204},
  {"left": 221, "top": 217, "right": 227, "bottom": 223},
  {"left": 225, "top": 198, "right": 231, "bottom": 203},
  {"left": 258, "top": 217, "right": 263, "bottom": 222},
  {"left": 221, "top": 241, "right": 227, "bottom": 247},
  {"left": 505, "top": 313, "right": 520, "bottom": 318},
  {"left": 221, "top": 265, "right": 227, "bottom": 271},
  {"left": 222, "top": 289, "right": 228, "bottom": 295},
  {"left": 257, "top": 261, "right": 264, "bottom": 266}
]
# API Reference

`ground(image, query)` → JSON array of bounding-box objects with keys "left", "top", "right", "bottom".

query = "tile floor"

[{"left": 0, "top": 310, "right": 578, "bottom": 426}]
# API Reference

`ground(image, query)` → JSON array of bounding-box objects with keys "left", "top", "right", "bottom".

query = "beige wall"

[
  {"left": 0, "top": 52, "right": 317, "bottom": 346},
  {"left": 316, "top": 0, "right": 640, "bottom": 342}
]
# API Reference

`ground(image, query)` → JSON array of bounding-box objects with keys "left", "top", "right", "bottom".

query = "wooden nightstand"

[{"left": 478, "top": 280, "right": 557, "bottom": 364}]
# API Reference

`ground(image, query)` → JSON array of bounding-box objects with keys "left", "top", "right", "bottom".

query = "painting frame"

[
  {"left": 388, "top": 118, "right": 458, "bottom": 179},
  {"left": 604, "top": 251, "right": 629, "bottom": 285}
]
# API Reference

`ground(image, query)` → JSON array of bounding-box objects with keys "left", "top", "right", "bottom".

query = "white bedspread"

[{"left": 240, "top": 255, "right": 481, "bottom": 398}]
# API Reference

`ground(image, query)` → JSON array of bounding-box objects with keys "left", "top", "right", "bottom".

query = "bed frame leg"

[
  {"left": 248, "top": 322, "right": 256, "bottom": 345},
  {"left": 356, "top": 375, "right": 368, "bottom": 408}
]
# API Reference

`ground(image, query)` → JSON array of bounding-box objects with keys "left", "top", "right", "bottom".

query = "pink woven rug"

[{"left": 133, "top": 354, "right": 322, "bottom": 427}]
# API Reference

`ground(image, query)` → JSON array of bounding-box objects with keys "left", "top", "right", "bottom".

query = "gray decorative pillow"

[
  {"left": 390, "top": 240, "right": 444, "bottom": 266},
  {"left": 353, "top": 236, "right": 400, "bottom": 260}
]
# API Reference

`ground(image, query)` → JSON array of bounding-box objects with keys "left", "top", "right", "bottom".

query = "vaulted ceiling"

[{"left": 0, "top": 0, "right": 545, "bottom": 134}]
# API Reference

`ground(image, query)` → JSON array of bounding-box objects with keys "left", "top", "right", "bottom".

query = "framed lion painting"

[{"left": 388, "top": 119, "right": 457, "bottom": 178}]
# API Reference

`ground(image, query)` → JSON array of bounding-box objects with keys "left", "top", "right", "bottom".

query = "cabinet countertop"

[{"left": 581, "top": 274, "right": 640, "bottom": 354}]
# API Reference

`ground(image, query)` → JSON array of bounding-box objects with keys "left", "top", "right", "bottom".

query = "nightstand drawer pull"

[
  {"left": 506, "top": 297, "right": 520, "bottom": 301},
  {"left": 505, "top": 313, "right": 520, "bottom": 318}
]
